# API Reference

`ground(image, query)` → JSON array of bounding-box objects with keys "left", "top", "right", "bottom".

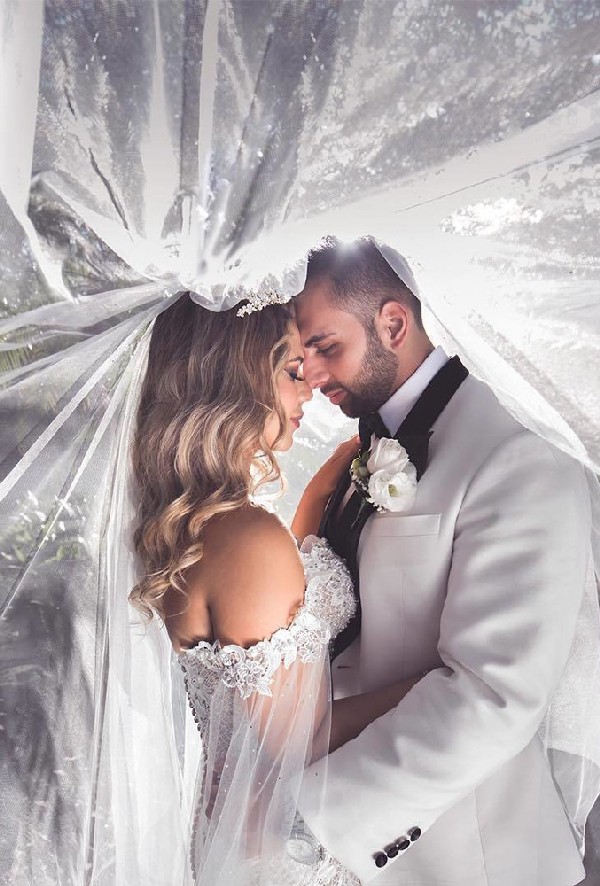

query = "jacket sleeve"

[{"left": 296, "top": 430, "right": 592, "bottom": 883}]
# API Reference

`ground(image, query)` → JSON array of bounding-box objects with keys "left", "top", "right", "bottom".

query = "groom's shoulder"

[
  {"left": 443, "top": 373, "right": 584, "bottom": 479},
  {"left": 442, "top": 372, "right": 523, "bottom": 449}
]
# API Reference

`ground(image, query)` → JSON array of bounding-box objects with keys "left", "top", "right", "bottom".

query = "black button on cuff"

[
  {"left": 397, "top": 838, "right": 410, "bottom": 851},
  {"left": 374, "top": 852, "right": 388, "bottom": 868},
  {"left": 409, "top": 826, "right": 422, "bottom": 842},
  {"left": 385, "top": 844, "right": 399, "bottom": 858}
]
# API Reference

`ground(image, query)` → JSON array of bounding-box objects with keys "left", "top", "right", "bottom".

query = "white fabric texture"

[{"left": 0, "top": 2, "right": 599, "bottom": 884}]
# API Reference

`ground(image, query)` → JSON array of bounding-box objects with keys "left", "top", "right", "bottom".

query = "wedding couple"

[{"left": 129, "top": 236, "right": 591, "bottom": 885}]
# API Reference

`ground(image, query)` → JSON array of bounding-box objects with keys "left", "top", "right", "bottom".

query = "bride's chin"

[
  {"left": 273, "top": 437, "right": 292, "bottom": 453},
  {"left": 272, "top": 428, "right": 295, "bottom": 452}
]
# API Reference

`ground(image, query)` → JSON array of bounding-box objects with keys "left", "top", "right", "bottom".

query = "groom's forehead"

[
  {"left": 296, "top": 279, "right": 338, "bottom": 325},
  {"left": 296, "top": 277, "right": 366, "bottom": 346},
  {"left": 296, "top": 303, "right": 361, "bottom": 349}
]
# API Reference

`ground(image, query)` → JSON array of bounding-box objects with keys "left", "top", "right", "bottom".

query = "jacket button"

[
  {"left": 397, "top": 838, "right": 410, "bottom": 851},
  {"left": 409, "top": 827, "right": 422, "bottom": 842},
  {"left": 374, "top": 853, "right": 388, "bottom": 868},
  {"left": 386, "top": 844, "right": 399, "bottom": 858}
]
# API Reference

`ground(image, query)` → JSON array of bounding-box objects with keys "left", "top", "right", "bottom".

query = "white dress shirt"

[{"left": 379, "top": 345, "right": 449, "bottom": 436}]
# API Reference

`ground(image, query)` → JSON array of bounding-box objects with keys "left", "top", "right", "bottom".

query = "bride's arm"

[
  {"left": 328, "top": 676, "right": 424, "bottom": 753},
  {"left": 291, "top": 436, "right": 360, "bottom": 540}
]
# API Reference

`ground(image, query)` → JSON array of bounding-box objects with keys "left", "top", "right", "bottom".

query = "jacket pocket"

[{"left": 368, "top": 512, "right": 441, "bottom": 537}]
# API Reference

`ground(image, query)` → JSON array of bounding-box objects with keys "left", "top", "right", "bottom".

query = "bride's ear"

[{"left": 376, "top": 300, "right": 409, "bottom": 351}]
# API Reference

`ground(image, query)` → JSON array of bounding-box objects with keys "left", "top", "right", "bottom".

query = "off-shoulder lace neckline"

[
  {"left": 177, "top": 604, "right": 314, "bottom": 659},
  {"left": 178, "top": 536, "right": 355, "bottom": 699}
]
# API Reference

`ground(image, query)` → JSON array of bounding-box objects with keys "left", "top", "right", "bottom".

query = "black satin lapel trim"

[
  {"left": 330, "top": 605, "right": 361, "bottom": 661},
  {"left": 398, "top": 355, "right": 468, "bottom": 437},
  {"left": 318, "top": 470, "right": 353, "bottom": 538}
]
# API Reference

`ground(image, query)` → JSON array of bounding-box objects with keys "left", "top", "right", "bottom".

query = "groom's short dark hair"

[{"left": 304, "top": 235, "right": 423, "bottom": 331}]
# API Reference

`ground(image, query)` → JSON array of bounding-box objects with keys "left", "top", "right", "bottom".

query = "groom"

[{"left": 293, "top": 236, "right": 591, "bottom": 885}]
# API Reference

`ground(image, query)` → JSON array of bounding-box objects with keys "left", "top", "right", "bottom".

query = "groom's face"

[{"left": 296, "top": 278, "right": 399, "bottom": 419}]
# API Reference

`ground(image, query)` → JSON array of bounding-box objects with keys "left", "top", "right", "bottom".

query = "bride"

[{"left": 127, "top": 293, "right": 419, "bottom": 885}]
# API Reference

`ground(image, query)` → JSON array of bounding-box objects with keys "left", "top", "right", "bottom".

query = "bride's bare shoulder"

[
  {"left": 204, "top": 503, "right": 296, "bottom": 557},
  {"left": 183, "top": 505, "right": 305, "bottom": 650}
]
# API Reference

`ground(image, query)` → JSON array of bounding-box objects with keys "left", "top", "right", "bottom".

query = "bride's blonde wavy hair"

[{"left": 129, "top": 293, "right": 293, "bottom": 621}]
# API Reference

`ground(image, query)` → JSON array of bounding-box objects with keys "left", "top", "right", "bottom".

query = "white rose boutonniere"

[{"left": 350, "top": 436, "right": 417, "bottom": 514}]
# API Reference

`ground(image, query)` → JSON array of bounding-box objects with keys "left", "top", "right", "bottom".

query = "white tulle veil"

[{"left": 1, "top": 1, "right": 599, "bottom": 883}]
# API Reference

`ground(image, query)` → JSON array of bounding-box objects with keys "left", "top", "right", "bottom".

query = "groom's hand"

[{"left": 286, "top": 810, "right": 324, "bottom": 866}]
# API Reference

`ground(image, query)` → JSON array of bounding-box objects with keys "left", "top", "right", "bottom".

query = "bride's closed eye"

[{"left": 285, "top": 360, "right": 305, "bottom": 382}]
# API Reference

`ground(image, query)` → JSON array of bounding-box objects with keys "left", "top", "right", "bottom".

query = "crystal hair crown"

[{"left": 236, "top": 288, "right": 292, "bottom": 317}]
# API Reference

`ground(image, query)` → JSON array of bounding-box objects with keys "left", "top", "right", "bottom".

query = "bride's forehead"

[{"left": 285, "top": 322, "right": 304, "bottom": 355}]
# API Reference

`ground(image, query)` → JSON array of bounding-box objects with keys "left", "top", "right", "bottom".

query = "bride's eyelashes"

[{"left": 285, "top": 361, "right": 305, "bottom": 382}]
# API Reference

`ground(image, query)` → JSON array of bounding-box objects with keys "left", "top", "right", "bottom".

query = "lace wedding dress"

[{"left": 178, "top": 534, "right": 361, "bottom": 886}]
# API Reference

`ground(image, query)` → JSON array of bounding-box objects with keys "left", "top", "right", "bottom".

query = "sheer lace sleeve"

[{"left": 177, "top": 537, "right": 356, "bottom": 885}]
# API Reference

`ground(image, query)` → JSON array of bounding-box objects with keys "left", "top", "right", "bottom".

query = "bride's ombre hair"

[{"left": 129, "top": 293, "right": 293, "bottom": 621}]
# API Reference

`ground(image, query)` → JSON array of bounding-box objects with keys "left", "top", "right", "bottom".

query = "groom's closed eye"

[
  {"left": 304, "top": 331, "right": 336, "bottom": 349},
  {"left": 316, "top": 344, "right": 336, "bottom": 356}
]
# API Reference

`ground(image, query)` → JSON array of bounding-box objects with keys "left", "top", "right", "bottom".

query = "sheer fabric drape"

[
  {"left": 1, "top": 1, "right": 599, "bottom": 883},
  {"left": 185, "top": 654, "right": 331, "bottom": 884}
]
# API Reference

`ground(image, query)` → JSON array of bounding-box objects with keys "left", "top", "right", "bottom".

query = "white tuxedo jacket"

[{"left": 298, "top": 374, "right": 591, "bottom": 885}]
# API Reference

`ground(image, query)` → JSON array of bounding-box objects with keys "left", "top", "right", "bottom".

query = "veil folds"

[{"left": 1, "top": 1, "right": 600, "bottom": 882}]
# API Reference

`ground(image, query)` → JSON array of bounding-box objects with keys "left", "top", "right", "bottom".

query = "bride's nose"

[{"left": 298, "top": 379, "right": 313, "bottom": 404}]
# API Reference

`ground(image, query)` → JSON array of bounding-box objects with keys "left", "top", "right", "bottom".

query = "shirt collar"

[{"left": 379, "top": 346, "right": 449, "bottom": 436}]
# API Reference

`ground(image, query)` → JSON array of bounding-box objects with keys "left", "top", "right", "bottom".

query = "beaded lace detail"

[{"left": 178, "top": 536, "right": 355, "bottom": 703}]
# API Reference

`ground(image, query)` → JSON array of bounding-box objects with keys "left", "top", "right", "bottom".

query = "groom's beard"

[{"left": 336, "top": 327, "right": 399, "bottom": 419}]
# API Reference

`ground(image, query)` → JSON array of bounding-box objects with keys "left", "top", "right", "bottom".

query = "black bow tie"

[
  {"left": 358, "top": 412, "right": 389, "bottom": 447},
  {"left": 358, "top": 413, "right": 432, "bottom": 481}
]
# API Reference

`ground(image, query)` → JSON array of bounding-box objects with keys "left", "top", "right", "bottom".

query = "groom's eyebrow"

[{"left": 303, "top": 332, "right": 334, "bottom": 348}]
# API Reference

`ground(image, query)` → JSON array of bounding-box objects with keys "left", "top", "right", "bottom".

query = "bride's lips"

[{"left": 290, "top": 414, "right": 303, "bottom": 429}]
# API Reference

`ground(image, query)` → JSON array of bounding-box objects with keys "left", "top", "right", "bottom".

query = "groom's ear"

[{"left": 376, "top": 299, "right": 409, "bottom": 351}]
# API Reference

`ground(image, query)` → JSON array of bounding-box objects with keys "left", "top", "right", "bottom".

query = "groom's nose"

[{"left": 302, "top": 353, "right": 328, "bottom": 390}]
